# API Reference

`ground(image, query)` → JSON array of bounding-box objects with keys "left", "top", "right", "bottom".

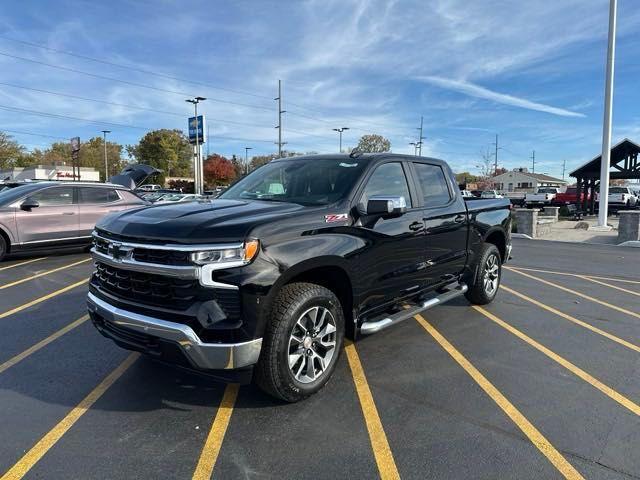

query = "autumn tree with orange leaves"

[{"left": 203, "top": 154, "right": 237, "bottom": 186}]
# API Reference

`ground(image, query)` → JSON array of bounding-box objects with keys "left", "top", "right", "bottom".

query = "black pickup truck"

[{"left": 87, "top": 153, "right": 511, "bottom": 401}]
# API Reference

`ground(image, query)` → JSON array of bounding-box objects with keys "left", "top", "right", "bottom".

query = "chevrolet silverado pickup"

[{"left": 87, "top": 153, "right": 512, "bottom": 402}]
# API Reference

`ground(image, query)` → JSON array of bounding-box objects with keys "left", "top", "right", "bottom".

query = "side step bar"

[{"left": 359, "top": 283, "right": 468, "bottom": 335}]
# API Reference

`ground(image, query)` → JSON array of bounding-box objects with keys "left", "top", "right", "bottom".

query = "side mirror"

[
  {"left": 366, "top": 195, "right": 407, "bottom": 217},
  {"left": 20, "top": 198, "right": 40, "bottom": 211}
]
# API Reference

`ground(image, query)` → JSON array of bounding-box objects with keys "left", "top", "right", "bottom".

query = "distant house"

[{"left": 492, "top": 168, "right": 567, "bottom": 193}]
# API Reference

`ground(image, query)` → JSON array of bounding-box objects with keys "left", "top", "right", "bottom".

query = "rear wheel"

[
  {"left": 255, "top": 282, "right": 344, "bottom": 402},
  {"left": 0, "top": 235, "right": 7, "bottom": 262},
  {"left": 465, "top": 243, "right": 501, "bottom": 305}
]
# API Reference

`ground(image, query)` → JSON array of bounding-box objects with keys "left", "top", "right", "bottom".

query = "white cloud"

[{"left": 415, "top": 76, "right": 585, "bottom": 118}]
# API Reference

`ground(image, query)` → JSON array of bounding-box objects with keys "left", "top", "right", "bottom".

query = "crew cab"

[
  {"left": 554, "top": 187, "right": 588, "bottom": 206},
  {"left": 608, "top": 186, "right": 637, "bottom": 209},
  {"left": 525, "top": 187, "right": 560, "bottom": 207},
  {"left": 87, "top": 153, "right": 512, "bottom": 402}
]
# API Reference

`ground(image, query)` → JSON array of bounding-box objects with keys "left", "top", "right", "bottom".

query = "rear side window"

[
  {"left": 413, "top": 163, "right": 452, "bottom": 207},
  {"left": 30, "top": 186, "right": 74, "bottom": 206},
  {"left": 361, "top": 162, "right": 412, "bottom": 207},
  {"left": 79, "top": 187, "right": 120, "bottom": 204}
]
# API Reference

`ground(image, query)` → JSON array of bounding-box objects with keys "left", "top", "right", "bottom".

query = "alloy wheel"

[
  {"left": 288, "top": 306, "right": 337, "bottom": 384},
  {"left": 483, "top": 254, "right": 500, "bottom": 297}
]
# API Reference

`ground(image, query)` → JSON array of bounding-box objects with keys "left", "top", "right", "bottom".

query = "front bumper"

[{"left": 87, "top": 292, "right": 262, "bottom": 371}]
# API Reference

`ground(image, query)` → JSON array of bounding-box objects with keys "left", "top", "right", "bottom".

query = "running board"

[{"left": 359, "top": 283, "right": 468, "bottom": 335}]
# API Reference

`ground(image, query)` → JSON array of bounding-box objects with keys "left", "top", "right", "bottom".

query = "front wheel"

[
  {"left": 465, "top": 243, "right": 502, "bottom": 305},
  {"left": 0, "top": 235, "right": 7, "bottom": 262},
  {"left": 255, "top": 282, "right": 344, "bottom": 402}
]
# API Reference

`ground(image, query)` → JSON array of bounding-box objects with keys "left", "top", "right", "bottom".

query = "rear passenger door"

[
  {"left": 77, "top": 187, "right": 124, "bottom": 237},
  {"left": 411, "top": 161, "right": 468, "bottom": 286}
]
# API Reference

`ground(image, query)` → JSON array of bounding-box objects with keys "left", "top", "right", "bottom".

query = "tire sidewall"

[
  {"left": 479, "top": 244, "right": 501, "bottom": 302},
  {"left": 275, "top": 289, "right": 344, "bottom": 398},
  {"left": 0, "top": 236, "right": 6, "bottom": 262}
]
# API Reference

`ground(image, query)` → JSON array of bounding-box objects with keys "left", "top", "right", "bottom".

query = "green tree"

[
  {"left": 248, "top": 151, "right": 303, "bottom": 172},
  {"left": 455, "top": 171, "right": 480, "bottom": 184},
  {"left": 356, "top": 134, "right": 391, "bottom": 153},
  {"left": 0, "top": 132, "right": 26, "bottom": 169},
  {"left": 127, "top": 129, "right": 192, "bottom": 184},
  {"left": 78, "top": 137, "right": 126, "bottom": 181}
]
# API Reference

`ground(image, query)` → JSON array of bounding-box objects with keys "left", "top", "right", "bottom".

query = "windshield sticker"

[
  {"left": 339, "top": 162, "right": 358, "bottom": 168},
  {"left": 325, "top": 213, "right": 348, "bottom": 223}
]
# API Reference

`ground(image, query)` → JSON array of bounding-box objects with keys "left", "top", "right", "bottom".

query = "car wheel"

[
  {"left": 465, "top": 243, "right": 502, "bottom": 305},
  {"left": 0, "top": 235, "right": 7, "bottom": 262},
  {"left": 255, "top": 282, "right": 344, "bottom": 402}
]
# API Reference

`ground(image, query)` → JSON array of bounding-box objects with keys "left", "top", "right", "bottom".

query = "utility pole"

[
  {"left": 206, "top": 123, "right": 210, "bottom": 158},
  {"left": 491, "top": 134, "right": 500, "bottom": 176},
  {"left": 101, "top": 130, "right": 111, "bottom": 181},
  {"left": 332, "top": 127, "right": 349, "bottom": 152},
  {"left": 244, "top": 147, "right": 252, "bottom": 175},
  {"left": 597, "top": 0, "right": 618, "bottom": 229},
  {"left": 275, "top": 80, "right": 286, "bottom": 157},
  {"left": 530, "top": 150, "right": 536, "bottom": 173},
  {"left": 416, "top": 116, "right": 425, "bottom": 156},
  {"left": 186, "top": 96, "right": 206, "bottom": 195},
  {"left": 562, "top": 159, "right": 567, "bottom": 180}
]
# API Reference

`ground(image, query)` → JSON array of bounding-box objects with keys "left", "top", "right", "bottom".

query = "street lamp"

[
  {"left": 244, "top": 147, "right": 253, "bottom": 175},
  {"left": 101, "top": 130, "right": 111, "bottom": 181},
  {"left": 186, "top": 96, "right": 206, "bottom": 194},
  {"left": 332, "top": 127, "right": 349, "bottom": 153}
]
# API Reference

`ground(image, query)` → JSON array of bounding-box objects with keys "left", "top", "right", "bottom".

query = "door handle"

[
  {"left": 453, "top": 215, "right": 465, "bottom": 223},
  {"left": 62, "top": 212, "right": 76, "bottom": 215},
  {"left": 409, "top": 221, "right": 424, "bottom": 231}
]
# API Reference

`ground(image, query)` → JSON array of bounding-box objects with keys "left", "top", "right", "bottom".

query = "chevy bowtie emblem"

[{"left": 107, "top": 242, "right": 131, "bottom": 261}]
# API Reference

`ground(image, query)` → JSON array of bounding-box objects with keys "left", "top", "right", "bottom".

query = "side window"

[
  {"left": 30, "top": 187, "right": 73, "bottom": 206},
  {"left": 361, "top": 162, "right": 412, "bottom": 207},
  {"left": 413, "top": 163, "right": 452, "bottom": 207},
  {"left": 79, "top": 187, "right": 120, "bottom": 204}
]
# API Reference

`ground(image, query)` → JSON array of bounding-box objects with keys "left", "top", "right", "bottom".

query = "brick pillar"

[
  {"left": 515, "top": 208, "right": 539, "bottom": 238},
  {"left": 542, "top": 206, "right": 560, "bottom": 222},
  {"left": 618, "top": 211, "right": 640, "bottom": 243}
]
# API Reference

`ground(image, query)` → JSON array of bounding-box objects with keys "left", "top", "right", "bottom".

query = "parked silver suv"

[{"left": 0, "top": 165, "right": 157, "bottom": 261}]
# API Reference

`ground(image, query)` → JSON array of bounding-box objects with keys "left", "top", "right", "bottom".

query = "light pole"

[
  {"left": 244, "top": 147, "right": 253, "bottom": 175},
  {"left": 101, "top": 130, "right": 111, "bottom": 181},
  {"left": 409, "top": 142, "right": 418, "bottom": 156},
  {"left": 186, "top": 96, "right": 206, "bottom": 194},
  {"left": 597, "top": 0, "right": 618, "bottom": 229},
  {"left": 332, "top": 127, "right": 349, "bottom": 152}
]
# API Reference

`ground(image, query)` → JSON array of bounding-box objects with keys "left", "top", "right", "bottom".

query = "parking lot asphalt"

[{"left": 0, "top": 238, "right": 639, "bottom": 479}]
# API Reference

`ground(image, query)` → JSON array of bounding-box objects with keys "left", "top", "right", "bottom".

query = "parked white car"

[
  {"left": 525, "top": 187, "right": 560, "bottom": 207},
  {"left": 608, "top": 186, "right": 637, "bottom": 208},
  {"left": 480, "top": 190, "right": 504, "bottom": 199}
]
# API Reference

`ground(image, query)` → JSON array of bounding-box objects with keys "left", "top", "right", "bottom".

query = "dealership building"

[
  {"left": 492, "top": 168, "right": 567, "bottom": 193},
  {"left": 0, "top": 165, "right": 100, "bottom": 183}
]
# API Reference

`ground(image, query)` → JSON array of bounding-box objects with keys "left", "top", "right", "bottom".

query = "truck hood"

[{"left": 96, "top": 199, "right": 306, "bottom": 243}]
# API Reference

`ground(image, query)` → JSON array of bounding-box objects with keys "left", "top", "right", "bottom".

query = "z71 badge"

[{"left": 324, "top": 213, "right": 348, "bottom": 223}]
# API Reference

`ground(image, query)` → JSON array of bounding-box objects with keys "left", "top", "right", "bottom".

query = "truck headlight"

[{"left": 190, "top": 239, "right": 259, "bottom": 267}]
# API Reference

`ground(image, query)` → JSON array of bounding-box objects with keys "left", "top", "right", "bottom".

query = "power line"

[
  {"left": 0, "top": 35, "right": 274, "bottom": 101},
  {"left": 0, "top": 51, "right": 274, "bottom": 112},
  {"left": 0, "top": 128, "right": 68, "bottom": 140}
]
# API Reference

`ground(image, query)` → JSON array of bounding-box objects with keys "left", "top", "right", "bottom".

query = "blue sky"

[{"left": 1, "top": 0, "right": 639, "bottom": 179}]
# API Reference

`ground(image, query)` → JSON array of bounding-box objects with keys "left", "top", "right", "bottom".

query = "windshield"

[
  {"left": 609, "top": 187, "right": 628, "bottom": 194},
  {"left": 220, "top": 157, "right": 368, "bottom": 206},
  {"left": 538, "top": 188, "right": 557, "bottom": 193},
  {"left": 0, "top": 183, "right": 47, "bottom": 207}
]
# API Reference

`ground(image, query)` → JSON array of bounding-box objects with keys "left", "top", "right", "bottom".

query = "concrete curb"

[
  {"left": 511, "top": 233, "right": 533, "bottom": 239},
  {"left": 618, "top": 241, "right": 640, "bottom": 248}
]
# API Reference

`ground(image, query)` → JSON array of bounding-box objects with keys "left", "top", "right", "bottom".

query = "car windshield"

[
  {"left": 609, "top": 187, "right": 628, "bottom": 194},
  {"left": 219, "top": 157, "right": 368, "bottom": 206},
  {"left": 0, "top": 183, "right": 48, "bottom": 206}
]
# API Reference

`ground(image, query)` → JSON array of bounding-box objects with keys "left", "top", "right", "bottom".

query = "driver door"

[
  {"left": 354, "top": 161, "right": 427, "bottom": 313},
  {"left": 15, "top": 185, "right": 79, "bottom": 244}
]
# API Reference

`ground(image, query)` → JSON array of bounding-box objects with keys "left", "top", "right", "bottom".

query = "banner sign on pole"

[{"left": 188, "top": 116, "right": 206, "bottom": 145}]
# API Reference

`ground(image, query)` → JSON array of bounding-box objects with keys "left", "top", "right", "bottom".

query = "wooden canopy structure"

[{"left": 570, "top": 138, "right": 640, "bottom": 214}]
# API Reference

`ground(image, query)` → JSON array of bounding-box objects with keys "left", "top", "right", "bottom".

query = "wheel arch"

[{"left": 484, "top": 228, "right": 507, "bottom": 262}]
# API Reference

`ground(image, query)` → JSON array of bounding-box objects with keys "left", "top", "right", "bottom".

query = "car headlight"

[{"left": 190, "top": 239, "right": 260, "bottom": 267}]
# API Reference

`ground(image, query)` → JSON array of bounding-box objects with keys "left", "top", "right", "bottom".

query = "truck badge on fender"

[{"left": 324, "top": 213, "right": 348, "bottom": 223}]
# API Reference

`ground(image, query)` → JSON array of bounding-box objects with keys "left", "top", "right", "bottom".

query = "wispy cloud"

[{"left": 415, "top": 76, "right": 585, "bottom": 118}]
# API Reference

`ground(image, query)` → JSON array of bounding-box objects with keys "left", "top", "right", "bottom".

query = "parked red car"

[{"left": 554, "top": 187, "right": 589, "bottom": 206}]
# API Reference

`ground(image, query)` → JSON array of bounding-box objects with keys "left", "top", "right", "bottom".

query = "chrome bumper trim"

[
  {"left": 91, "top": 249, "right": 198, "bottom": 279},
  {"left": 87, "top": 292, "right": 261, "bottom": 370}
]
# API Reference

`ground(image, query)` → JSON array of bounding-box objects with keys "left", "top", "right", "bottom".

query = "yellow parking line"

[
  {"left": 192, "top": 384, "right": 240, "bottom": 480},
  {"left": 506, "top": 266, "right": 640, "bottom": 285},
  {"left": 578, "top": 276, "right": 640, "bottom": 298},
  {"left": 344, "top": 339, "right": 400, "bottom": 480},
  {"left": 502, "top": 286, "right": 640, "bottom": 353},
  {"left": 0, "top": 278, "right": 88, "bottom": 320},
  {"left": 0, "top": 257, "right": 47, "bottom": 272},
  {"left": 473, "top": 306, "right": 640, "bottom": 417},
  {"left": 0, "top": 353, "right": 138, "bottom": 480},
  {"left": 413, "top": 314, "right": 582, "bottom": 479},
  {"left": 505, "top": 267, "right": 640, "bottom": 320},
  {"left": 0, "top": 315, "right": 89, "bottom": 374},
  {"left": 0, "top": 258, "right": 90, "bottom": 290}
]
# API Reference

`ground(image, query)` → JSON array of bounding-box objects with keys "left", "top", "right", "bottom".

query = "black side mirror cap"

[
  {"left": 20, "top": 198, "right": 40, "bottom": 211},
  {"left": 365, "top": 195, "right": 407, "bottom": 218}
]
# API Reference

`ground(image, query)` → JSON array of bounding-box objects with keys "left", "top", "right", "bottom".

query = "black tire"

[
  {"left": 255, "top": 282, "right": 344, "bottom": 402},
  {"left": 465, "top": 243, "right": 502, "bottom": 305},
  {"left": 0, "top": 235, "right": 7, "bottom": 262}
]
